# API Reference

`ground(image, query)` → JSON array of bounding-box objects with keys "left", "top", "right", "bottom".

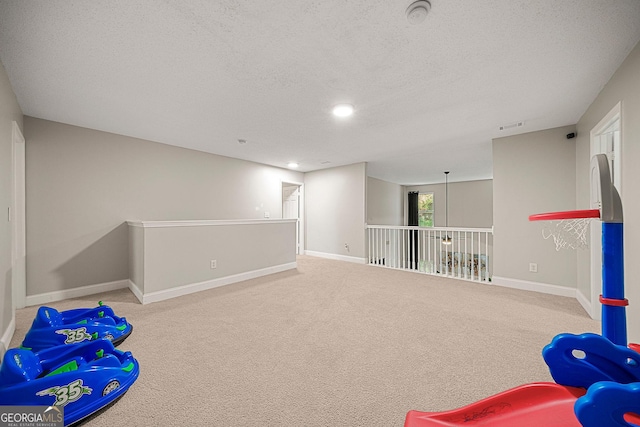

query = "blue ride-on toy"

[
  {"left": 21, "top": 302, "right": 133, "bottom": 352},
  {"left": 0, "top": 339, "right": 140, "bottom": 426}
]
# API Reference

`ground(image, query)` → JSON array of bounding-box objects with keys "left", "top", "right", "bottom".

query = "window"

[{"left": 418, "top": 192, "right": 433, "bottom": 227}]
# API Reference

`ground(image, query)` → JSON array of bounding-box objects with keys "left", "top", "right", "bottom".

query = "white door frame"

[
  {"left": 589, "top": 102, "right": 622, "bottom": 320},
  {"left": 11, "top": 121, "right": 26, "bottom": 309},
  {"left": 282, "top": 181, "right": 304, "bottom": 255}
]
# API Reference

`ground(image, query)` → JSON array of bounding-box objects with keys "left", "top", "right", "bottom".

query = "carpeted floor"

[{"left": 10, "top": 255, "right": 599, "bottom": 426}]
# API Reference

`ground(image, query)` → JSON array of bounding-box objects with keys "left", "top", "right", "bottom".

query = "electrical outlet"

[
  {"left": 264, "top": 211, "right": 270, "bottom": 218},
  {"left": 529, "top": 263, "right": 538, "bottom": 273},
  {"left": 210, "top": 260, "right": 217, "bottom": 269}
]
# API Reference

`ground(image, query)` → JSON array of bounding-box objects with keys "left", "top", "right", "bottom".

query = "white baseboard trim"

[
  {"left": 305, "top": 251, "right": 366, "bottom": 264},
  {"left": 576, "top": 288, "right": 599, "bottom": 320},
  {"left": 25, "top": 279, "right": 130, "bottom": 307},
  {"left": 491, "top": 276, "right": 576, "bottom": 298},
  {"left": 139, "top": 262, "right": 298, "bottom": 305},
  {"left": 128, "top": 280, "right": 144, "bottom": 304},
  {"left": 1, "top": 317, "right": 16, "bottom": 359}
]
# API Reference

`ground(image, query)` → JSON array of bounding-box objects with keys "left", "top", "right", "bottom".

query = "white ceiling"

[{"left": 1, "top": 1, "right": 639, "bottom": 185}]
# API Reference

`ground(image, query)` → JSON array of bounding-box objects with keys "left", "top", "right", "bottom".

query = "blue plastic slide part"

[
  {"left": 575, "top": 381, "right": 640, "bottom": 427},
  {"left": 602, "top": 222, "right": 627, "bottom": 346},
  {"left": 542, "top": 333, "right": 640, "bottom": 388}
]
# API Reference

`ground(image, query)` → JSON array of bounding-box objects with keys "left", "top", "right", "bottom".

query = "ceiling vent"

[{"left": 499, "top": 121, "right": 525, "bottom": 131}]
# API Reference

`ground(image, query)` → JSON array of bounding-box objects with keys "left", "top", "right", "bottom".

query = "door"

[
  {"left": 282, "top": 183, "right": 303, "bottom": 255},
  {"left": 589, "top": 102, "right": 622, "bottom": 320}
]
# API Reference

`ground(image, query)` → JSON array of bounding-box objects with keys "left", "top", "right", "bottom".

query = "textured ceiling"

[{"left": 1, "top": 0, "right": 640, "bottom": 185}]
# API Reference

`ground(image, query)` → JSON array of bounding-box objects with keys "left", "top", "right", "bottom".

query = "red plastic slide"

[{"left": 405, "top": 382, "right": 587, "bottom": 427}]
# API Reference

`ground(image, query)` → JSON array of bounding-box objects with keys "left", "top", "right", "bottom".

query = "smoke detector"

[{"left": 406, "top": 1, "right": 431, "bottom": 25}]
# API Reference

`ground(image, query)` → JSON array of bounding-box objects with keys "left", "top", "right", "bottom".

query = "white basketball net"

[{"left": 542, "top": 218, "right": 593, "bottom": 251}]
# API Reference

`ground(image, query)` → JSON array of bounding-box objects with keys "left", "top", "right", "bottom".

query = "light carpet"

[{"left": 10, "top": 255, "right": 599, "bottom": 426}]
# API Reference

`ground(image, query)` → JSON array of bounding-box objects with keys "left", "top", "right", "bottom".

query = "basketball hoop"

[
  {"left": 529, "top": 209, "right": 600, "bottom": 251},
  {"left": 528, "top": 155, "right": 627, "bottom": 346}
]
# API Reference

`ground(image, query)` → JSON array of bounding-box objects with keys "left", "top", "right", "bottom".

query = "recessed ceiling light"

[
  {"left": 406, "top": 0, "right": 431, "bottom": 25},
  {"left": 288, "top": 162, "right": 299, "bottom": 168},
  {"left": 332, "top": 104, "right": 354, "bottom": 117}
]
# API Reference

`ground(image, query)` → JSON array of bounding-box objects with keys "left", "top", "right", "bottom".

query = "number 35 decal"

[
  {"left": 55, "top": 327, "right": 93, "bottom": 344},
  {"left": 37, "top": 379, "right": 93, "bottom": 406}
]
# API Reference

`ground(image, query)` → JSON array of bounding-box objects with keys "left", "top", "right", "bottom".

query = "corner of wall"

[{"left": 0, "top": 317, "right": 16, "bottom": 359}]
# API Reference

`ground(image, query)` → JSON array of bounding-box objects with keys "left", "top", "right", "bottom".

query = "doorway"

[
  {"left": 282, "top": 182, "right": 303, "bottom": 255},
  {"left": 11, "top": 121, "right": 26, "bottom": 310},
  {"left": 589, "top": 102, "right": 622, "bottom": 320}
]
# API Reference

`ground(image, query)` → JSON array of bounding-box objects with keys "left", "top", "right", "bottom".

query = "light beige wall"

[
  {"left": 128, "top": 225, "right": 144, "bottom": 294},
  {"left": 137, "top": 221, "right": 295, "bottom": 294},
  {"left": 406, "top": 179, "right": 493, "bottom": 228},
  {"left": 305, "top": 163, "right": 367, "bottom": 259},
  {"left": 0, "top": 60, "right": 23, "bottom": 355},
  {"left": 576, "top": 41, "right": 640, "bottom": 340},
  {"left": 492, "top": 125, "right": 577, "bottom": 287},
  {"left": 366, "top": 177, "right": 403, "bottom": 226},
  {"left": 24, "top": 117, "right": 304, "bottom": 297}
]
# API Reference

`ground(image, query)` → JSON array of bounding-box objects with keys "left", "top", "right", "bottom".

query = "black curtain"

[
  {"left": 408, "top": 192, "right": 419, "bottom": 226},
  {"left": 408, "top": 192, "right": 419, "bottom": 269}
]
